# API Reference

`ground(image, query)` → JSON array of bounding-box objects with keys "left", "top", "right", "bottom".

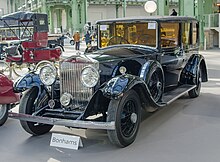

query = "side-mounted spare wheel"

[
  {"left": 107, "top": 89, "right": 141, "bottom": 147},
  {"left": 0, "top": 104, "right": 9, "bottom": 126},
  {"left": 19, "top": 87, "right": 53, "bottom": 135},
  {"left": 143, "top": 63, "right": 164, "bottom": 112},
  {"left": 146, "top": 65, "right": 164, "bottom": 103}
]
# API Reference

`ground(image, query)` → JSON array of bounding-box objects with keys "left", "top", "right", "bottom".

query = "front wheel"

[
  {"left": 0, "top": 104, "right": 9, "bottom": 126},
  {"left": 107, "top": 90, "right": 141, "bottom": 147},
  {"left": 19, "top": 87, "right": 53, "bottom": 135}
]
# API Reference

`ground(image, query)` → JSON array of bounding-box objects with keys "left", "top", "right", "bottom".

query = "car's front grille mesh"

[{"left": 60, "top": 62, "right": 93, "bottom": 108}]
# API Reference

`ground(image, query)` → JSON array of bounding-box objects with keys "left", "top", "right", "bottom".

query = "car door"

[{"left": 160, "top": 22, "right": 187, "bottom": 88}]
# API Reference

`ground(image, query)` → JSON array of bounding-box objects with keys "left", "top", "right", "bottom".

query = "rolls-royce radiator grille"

[{"left": 60, "top": 62, "right": 93, "bottom": 108}]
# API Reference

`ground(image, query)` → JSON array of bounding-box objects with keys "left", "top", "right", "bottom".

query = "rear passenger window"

[
  {"left": 192, "top": 22, "right": 199, "bottom": 46},
  {"left": 160, "top": 23, "right": 179, "bottom": 48}
]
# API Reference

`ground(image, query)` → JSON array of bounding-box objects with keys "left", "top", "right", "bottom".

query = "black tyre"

[
  {"left": 188, "top": 66, "right": 202, "bottom": 98},
  {"left": 19, "top": 87, "right": 53, "bottom": 135},
  {"left": 107, "top": 90, "right": 141, "bottom": 147},
  {"left": 0, "top": 104, "right": 9, "bottom": 126}
]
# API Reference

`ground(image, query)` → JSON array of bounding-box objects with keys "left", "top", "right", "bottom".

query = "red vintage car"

[
  {"left": 0, "top": 11, "right": 62, "bottom": 77},
  {"left": 0, "top": 73, "right": 19, "bottom": 125}
]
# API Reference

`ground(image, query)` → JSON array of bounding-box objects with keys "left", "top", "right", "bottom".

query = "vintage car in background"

[
  {"left": 10, "top": 16, "right": 208, "bottom": 147},
  {"left": 0, "top": 73, "right": 19, "bottom": 126},
  {"left": 0, "top": 11, "right": 61, "bottom": 77}
]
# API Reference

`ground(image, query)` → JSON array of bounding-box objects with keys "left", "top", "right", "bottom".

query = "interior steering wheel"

[{"left": 108, "top": 36, "right": 130, "bottom": 45}]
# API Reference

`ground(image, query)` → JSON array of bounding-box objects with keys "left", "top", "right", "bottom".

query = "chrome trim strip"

[{"left": 9, "top": 112, "right": 115, "bottom": 130}]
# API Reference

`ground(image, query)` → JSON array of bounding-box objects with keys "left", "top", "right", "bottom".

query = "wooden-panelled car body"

[{"left": 11, "top": 16, "right": 208, "bottom": 147}]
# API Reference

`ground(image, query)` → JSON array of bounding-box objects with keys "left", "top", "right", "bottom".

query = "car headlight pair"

[{"left": 39, "top": 64, "right": 57, "bottom": 86}]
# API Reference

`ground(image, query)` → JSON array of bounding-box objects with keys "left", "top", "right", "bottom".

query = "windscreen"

[{"left": 98, "top": 21, "right": 157, "bottom": 48}]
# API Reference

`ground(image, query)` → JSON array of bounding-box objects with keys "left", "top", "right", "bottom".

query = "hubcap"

[{"left": 130, "top": 113, "right": 137, "bottom": 124}]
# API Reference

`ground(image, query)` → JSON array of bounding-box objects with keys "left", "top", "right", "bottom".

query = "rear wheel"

[
  {"left": 0, "top": 104, "right": 9, "bottom": 126},
  {"left": 188, "top": 67, "right": 202, "bottom": 98},
  {"left": 107, "top": 90, "right": 141, "bottom": 147},
  {"left": 19, "top": 87, "right": 53, "bottom": 135}
]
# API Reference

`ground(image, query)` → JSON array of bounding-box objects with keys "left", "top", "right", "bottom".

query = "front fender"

[
  {"left": 13, "top": 72, "right": 43, "bottom": 93},
  {"left": 0, "top": 74, "right": 19, "bottom": 104},
  {"left": 101, "top": 74, "right": 164, "bottom": 109},
  {"left": 101, "top": 74, "right": 143, "bottom": 99}
]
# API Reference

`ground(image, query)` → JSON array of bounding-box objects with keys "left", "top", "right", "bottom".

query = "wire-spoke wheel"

[
  {"left": 12, "top": 63, "right": 32, "bottom": 77},
  {"left": 147, "top": 67, "right": 164, "bottom": 103},
  {"left": 107, "top": 90, "right": 141, "bottom": 147}
]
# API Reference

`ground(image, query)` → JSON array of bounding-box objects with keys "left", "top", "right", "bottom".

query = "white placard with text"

[
  {"left": 148, "top": 22, "right": 156, "bottom": 29},
  {"left": 50, "top": 133, "right": 83, "bottom": 150}
]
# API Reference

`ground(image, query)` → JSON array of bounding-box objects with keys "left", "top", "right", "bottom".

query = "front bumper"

[{"left": 9, "top": 112, "right": 115, "bottom": 130}]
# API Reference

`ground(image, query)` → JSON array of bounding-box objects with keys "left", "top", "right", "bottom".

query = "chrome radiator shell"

[{"left": 60, "top": 61, "right": 94, "bottom": 108}]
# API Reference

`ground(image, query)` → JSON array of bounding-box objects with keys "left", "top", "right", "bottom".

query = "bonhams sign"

[{"left": 50, "top": 133, "right": 83, "bottom": 150}]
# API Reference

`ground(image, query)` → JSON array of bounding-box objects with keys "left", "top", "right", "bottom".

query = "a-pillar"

[{"left": 157, "top": 0, "right": 169, "bottom": 16}]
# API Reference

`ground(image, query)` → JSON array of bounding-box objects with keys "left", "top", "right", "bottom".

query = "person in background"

[
  {"left": 84, "top": 31, "right": 92, "bottom": 47},
  {"left": 170, "top": 9, "right": 177, "bottom": 16},
  {"left": 73, "top": 31, "right": 80, "bottom": 50},
  {"left": 58, "top": 34, "right": 66, "bottom": 46}
]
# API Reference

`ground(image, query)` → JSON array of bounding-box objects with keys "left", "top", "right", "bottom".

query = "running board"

[
  {"left": 8, "top": 112, "right": 115, "bottom": 130},
  {"left": 161, "top": 84, "right": 197, "bottom": 105}
]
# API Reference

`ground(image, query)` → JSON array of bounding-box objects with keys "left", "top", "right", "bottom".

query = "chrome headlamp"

[
  {"left": 60, "top": 93, "right": 72, "bottom": 107},
  {"left": 39, "top": 64, "right": 57, "bottom": 86},
  {"left": 81, "top": 66, "right": 99, "bottom": 88}
]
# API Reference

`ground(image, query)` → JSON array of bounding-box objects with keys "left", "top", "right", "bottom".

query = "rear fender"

[
  {"left": 180, "top": 54, "right": 208, "bottom": 84},
  {"left": 139, "top": 60, "right": 164, "bottom": 82}
]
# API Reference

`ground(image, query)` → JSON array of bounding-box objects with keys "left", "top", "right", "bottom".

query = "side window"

[
  {"left": 182, "top": 23, "right": 190, "bottom": 49},
  {"left": 160, "top": 23, "right": 179, "bottom": 48},
  {"left": 192, "top": 22, "right": 199, "bottom": 46}
]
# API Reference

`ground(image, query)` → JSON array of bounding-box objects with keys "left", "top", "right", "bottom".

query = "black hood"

[{"left": 85, "top": 45, "right": 158, "bottom": 62}]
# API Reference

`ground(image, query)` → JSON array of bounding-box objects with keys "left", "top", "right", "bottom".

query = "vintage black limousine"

[{"left": 10, "top": 16, "right": 208, "bottom": 147}]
